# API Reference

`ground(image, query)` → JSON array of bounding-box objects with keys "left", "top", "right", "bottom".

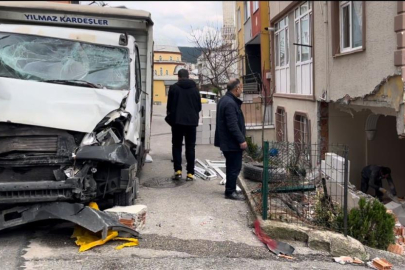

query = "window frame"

[
  {"left": 274, "top": 15, "right": 290, "bottom": 94},
  {"left": 276, "top": 107, "right": 287, "bottom": 142},
  {"left": 159, "top": 55, "right": 162, "bottom": 61},
  {"left": 253, "top": 1, "right": 259, "bottom": 13},
  {"left": 293, "top": 112, "right": 311, "bottom": 147},
  {"left": 237, "top": 8, "right": 241, "bottom": 30},
  {"left": 160, "top": 67, "right": 163, "bottom": 76},
  {"left": 339, "top": 1, "right": 363, "bottom": 53},
  {"left": 244, "top": 1, "right": 251, "bottom": 23},
  {"left": 134, "top": 45, "right": 142, "bottom": 103}
]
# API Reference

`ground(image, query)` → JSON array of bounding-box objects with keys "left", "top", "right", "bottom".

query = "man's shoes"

[
  {"left": 186, "top": 173, "right": 194, "bottom": 181},
  {"left": 172, "top": 170, "right": 182, "bottom": 180},
  {"left": 225, "top": 191, "right": 246, "bottom": 201}
]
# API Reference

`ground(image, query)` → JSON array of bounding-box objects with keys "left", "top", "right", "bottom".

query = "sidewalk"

[{"left": 138, "top": 105, "right": 262, "bottom": 246}]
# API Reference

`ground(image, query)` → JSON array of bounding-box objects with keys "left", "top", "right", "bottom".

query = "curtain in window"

[{"left": 352, "top": 1, "right": 363, "bottom": 48}]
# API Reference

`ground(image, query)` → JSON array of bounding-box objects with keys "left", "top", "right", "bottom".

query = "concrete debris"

[
  {"left": 333, "top": 256, "right": 364, "bottom": 265},
  {"left": 105, "top": 205, "right": 147, "bottom": 232},
  {"left": 385, "top": 209, "right": 405, "bottom": 256},
  {"left": 367, "top": 258, "right": 393, "bottom": 270},
  {"left": 145, "top": 154, "right": 153, "bottom": 163}
]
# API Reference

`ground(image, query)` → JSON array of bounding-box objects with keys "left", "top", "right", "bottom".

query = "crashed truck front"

[{"left": 0, "top": 24, "right": 147, "bottom": 207}]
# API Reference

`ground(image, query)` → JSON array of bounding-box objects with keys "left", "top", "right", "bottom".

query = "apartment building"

[{"left": 271, "top": 1, "right": 405, "bottom": 198}]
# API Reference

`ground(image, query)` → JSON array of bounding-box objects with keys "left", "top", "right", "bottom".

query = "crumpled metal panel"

[
  {"left": 75, "top": 144, "right": 136, "bottom": 166},
  {"left": 0, "top": 202, "right": 139, "bottom": 239}
]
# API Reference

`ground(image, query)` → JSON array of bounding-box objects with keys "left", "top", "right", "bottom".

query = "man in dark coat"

[
  {"left": 167, "top": 69, "right": 201, "bottom": 181},
  {"left": 214, "top": 78, "right": 247, "bottom": 200},
  {"left": 361, "top": 165, "right": 397, "bottom": 202}
]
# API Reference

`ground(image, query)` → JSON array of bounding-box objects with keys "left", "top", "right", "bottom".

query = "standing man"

[
  {"left": 215, "top": 78, "right": 247, "bottom": 200},
  {"left": 360, "top": 165, "right": 397, "bottom": 202},
  {"left": 167, "top": 69, "right": 201, "bottom": 181}
]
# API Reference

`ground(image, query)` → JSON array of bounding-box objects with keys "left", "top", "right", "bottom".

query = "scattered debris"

[
  {"left": 333, "top": 256, "right": 364, "bottom": 266},
  {"left": 145, "top": 154, "right": 153, "bottom": 163},
  {"left": 385, "top": 209, "right": 405, "bottom": 255},
  {"left": 253, "top": 219, "right": 295, "bottom": 256},
  {"left": 278, "top": 254, "right": 294, "bottom": 260},
  {"left": 205, "top": 159, "right": 241, "bottom": 192},
  {"left": 71, "top": 202, "right": 140, "bottom": 252},
  {"left": 367, "top": 258, "right": 393, "bottom": 270},
  {"left": 0, "top": 202, "right": 139, "bottom": 240},
  {"left": 105, "top": 205, "right": 147, "bottom": 231}
]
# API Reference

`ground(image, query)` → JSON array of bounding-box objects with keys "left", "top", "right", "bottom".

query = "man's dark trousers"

[
  {"left": 223, "top": 150, "right": 243, "bottom": 195},
  {"left": 172, "top": 124, "right": 196, "bottom": 174}
]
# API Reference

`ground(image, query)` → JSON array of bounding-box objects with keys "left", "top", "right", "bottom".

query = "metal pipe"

[
  {"left": 343, "top": 146, "right": 349, "bottom": 237},
  {"left": 262, "top": 141, "right": 270, "bottom": 220}
]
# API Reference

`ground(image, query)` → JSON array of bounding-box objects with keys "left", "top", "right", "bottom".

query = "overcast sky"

[{"left": 81, "top": 1, "right": 223, "bottom": 47}]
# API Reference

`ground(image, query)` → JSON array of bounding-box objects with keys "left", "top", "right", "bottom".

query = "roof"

[
  {"left": 0, "top": 1, "right": 153, "bottom": 25},
  {"left": 154, "top": 45, "right": 180, "bottom": 53}
]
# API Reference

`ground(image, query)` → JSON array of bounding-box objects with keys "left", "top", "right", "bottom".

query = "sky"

[{"left": 81, "top": 1, "right": 223, "bottom": 47}]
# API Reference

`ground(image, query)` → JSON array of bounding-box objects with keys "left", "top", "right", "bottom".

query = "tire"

[
  {"left": 113, "top": 186, "right": 135, "bottom": 206},
  {"left": 242, "top": 163, "right": 285, "bottom": 183}
]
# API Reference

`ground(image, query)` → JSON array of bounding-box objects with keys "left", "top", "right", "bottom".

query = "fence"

[{"left": 248, "top": 141, "right": 349, "bottom": 236}]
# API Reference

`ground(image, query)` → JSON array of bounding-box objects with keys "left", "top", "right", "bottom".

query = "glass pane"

[
  {"left": 308, "top": 1, "right": 311, "bottom": 10},
  {"left": 295, "top": 8, "right": 300, "bottom": 19},
  {"left": 286, "top": 28, "right": 289, "bottom": 64},
  {"left": 342, "top": 5, "right": 350, "bottom": 48},
  {"left": 352, "top": 1, "right": 363, "bottom": 48},
  {"left": 295, "top": 22, "right": 300, "bottom": 62},
  {"left": 275, "top": 34, "right": 279, "bottom": 66},
  {"left": 301, "top": 15, "right": 309, "bottom": 61},
  {"left": 300, "top": 2, "right": 308, "bottom": 15},
  {"left": 280, "top": 19, "right": 284, "bottom": 28},
  {"left": 280, "top": 30, "right": 285, "bottom": 66},
  {"left": 275, "top": 23, "right": 278, "bottom": 31}
]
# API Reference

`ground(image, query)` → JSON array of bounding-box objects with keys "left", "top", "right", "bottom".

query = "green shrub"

[
  {"left": 314, "top": 192, "right": 344, "bottom": 232},
  {"left": 246, "top": 137, "right": 261, "bottom": 161},
  {"left": 347, "top": 198, "right": 395, "bottom": 250}
]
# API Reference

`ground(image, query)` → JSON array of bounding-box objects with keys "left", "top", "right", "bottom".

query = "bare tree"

[{"left": 188, "top": 24, "right": 240, "bottom": 97}]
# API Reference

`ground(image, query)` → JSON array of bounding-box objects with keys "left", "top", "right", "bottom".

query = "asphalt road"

[{"left": 0, "top": 105, "right": 390, "bottom": 270}]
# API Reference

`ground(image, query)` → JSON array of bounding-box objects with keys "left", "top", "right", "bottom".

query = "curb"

[{"left": 237, "top": 174, "right": 370, "bottom": 260}]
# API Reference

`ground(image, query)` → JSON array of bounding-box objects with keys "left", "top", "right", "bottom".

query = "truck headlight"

[{"left": 80, "top": 132, "right": 97, "bottom": 146}]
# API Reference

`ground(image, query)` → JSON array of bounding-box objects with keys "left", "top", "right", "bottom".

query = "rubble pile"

[{"left": 386, "top": 210, "right": 405, "bottom": 256}]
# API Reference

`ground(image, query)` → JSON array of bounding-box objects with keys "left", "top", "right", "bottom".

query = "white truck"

[{"left": 0, "top": 2, "right": 154, "bottom": 209}]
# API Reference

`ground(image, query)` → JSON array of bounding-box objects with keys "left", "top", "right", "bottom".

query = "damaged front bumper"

[{"left": 0, "top": 202, "right": 139, "bottom": 239}]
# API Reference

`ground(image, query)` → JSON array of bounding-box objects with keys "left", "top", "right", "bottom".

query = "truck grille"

[
  {"left": 0, "top": 136, "right": 58, "bottom": 155},
  {"left": 0, "top": 189, "right": 72, "bottom": 203}
]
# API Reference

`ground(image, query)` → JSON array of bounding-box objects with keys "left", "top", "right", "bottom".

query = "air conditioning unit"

[{"left": 266, "top": 72, "right": 272, "bottom": 79}]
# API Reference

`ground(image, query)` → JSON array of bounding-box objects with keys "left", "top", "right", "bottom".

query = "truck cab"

[{"left": 0, "top": 2, "right": 154, "bottom": 207}]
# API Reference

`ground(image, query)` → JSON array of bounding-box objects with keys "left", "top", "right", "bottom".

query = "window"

[
  {"left": 160, "top": 67, "right": 163, "bottom": 76},
  {"left": 253, "top": 1, "right": 259, "bottom": 12},
  {"left": 276, "top": 107, "right": 287, "bottom": 142},
  {"left": 244, "top": 1, "right": 250, "bottom": 22},
  {"left": 294, "top": 113, "right": 310, "bottom": 146},
  {"left": 294, "top": 1, "right": 313, "bottom": 95},
  {"left": 159, "top": 55, "right": 162, "bottom": 61},
  {"left": 170, "top": 56, "right": 172, "bottom": 61},
  {"left": 166, "top": 70, "right": 168, "bottom": 75},
  {"left": 237, "top": 8, "right": 241, "bottom": 30},
  {"left": 154, "top": 70, "right": 157, "bottom": 76},
  {"left": 275, "top": 16, "right": 289, "bottom": 94},
  {"left": 135, "top": 46, "right": 142, "bottom": 103},
  {"left": 177, "top": 57, "right": 179, "bottom": 61},
  {"left": 340, "top": 1, "right": 363, "bottom": 52}
]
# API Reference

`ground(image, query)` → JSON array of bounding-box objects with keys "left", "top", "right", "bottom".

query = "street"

[{"left": 0, "top": 105, "right": 360, "bottom": 270}]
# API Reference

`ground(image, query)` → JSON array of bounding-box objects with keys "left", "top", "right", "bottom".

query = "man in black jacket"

[
  {"left": 361, "top": 165, "right": 397, "bottom": 202},
  {"left": 214, "top": 78, "right": 247, "bottom": 201},
  {"left": 167, "top": 69, "right": 202, "bottom": 181}
]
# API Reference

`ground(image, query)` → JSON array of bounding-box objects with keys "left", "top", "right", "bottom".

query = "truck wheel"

[
  {"left": 242, "top": 163, "right": 285, "bottom": 183},
  {"left": 113, "top": 186, "right": 135, "bottom": 206},
  {"left": 242, "top": 163, "right": 263, "bottom": 182}
]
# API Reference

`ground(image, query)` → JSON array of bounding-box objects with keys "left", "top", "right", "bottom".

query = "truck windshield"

[{"left": 0, "top": 32, "right": 130, "bottom": 90}]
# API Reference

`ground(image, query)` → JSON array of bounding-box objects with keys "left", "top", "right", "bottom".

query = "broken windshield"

[{"left": 0, "top": 32, "right": 130, "bottom": 90}]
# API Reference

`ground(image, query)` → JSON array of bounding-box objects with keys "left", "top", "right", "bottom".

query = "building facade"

[
  {"left": 236, "top": 1, "right": 273, "bottom": 144},
  {"left": 270, "top": 1, "right": 405, "bottom": 198},
  {"left": 153, "top": 45, "right": 184, "bottom": 104}
]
